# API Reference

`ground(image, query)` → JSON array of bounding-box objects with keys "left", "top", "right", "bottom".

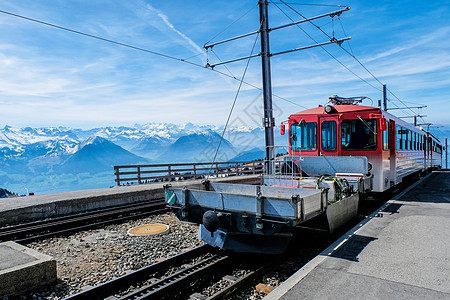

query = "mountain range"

[{"left": 0, "top": 123, "right": 280, "bottom": 195}]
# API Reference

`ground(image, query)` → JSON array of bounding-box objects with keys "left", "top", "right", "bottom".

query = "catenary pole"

[{"left": 259, "top": 0, "right": 275, "bottom": 173}]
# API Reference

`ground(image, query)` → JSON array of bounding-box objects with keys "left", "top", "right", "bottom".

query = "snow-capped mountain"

[
  {"left": 159, "top": 130, "right": 236, "bottom": 163},
  {"left": 0, "top": 123, "right": 267, "bottom": 195},
  {"left": 0, "top": 123, "right": 264, "bottom": 158},
  {"left": 0, "top": 125, "right": 80, "bottom": 156},
  {"left": 59, "top": 136, "right": 146, "bottom": 174}
]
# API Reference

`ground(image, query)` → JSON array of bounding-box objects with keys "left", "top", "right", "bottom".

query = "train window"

[
  {"left": 321, "top": 121, "right": 336, "bottom": 151},
  {"left": 409, "top": 131, "right": 413, "bottom": 150},
  {"left": 341, "top": 119, "right": 377, "bottom": 151},
  {"left": 402, "top": 128, "right": 409, "bottom": 150},
  {"left": 396, "top": 125, "right": 402, "bottom": 150},
  {"left": 383, "top": 121, "right": 389, "bottom": 150},
  {"left": 291, "top": 122, "right": 317, "bottom": 151}
]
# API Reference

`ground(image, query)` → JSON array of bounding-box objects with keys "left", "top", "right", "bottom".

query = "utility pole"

[
  {"left": 259, "top": 0, "right": 275, "bottom": 172},
  {"left": 203, "top": 3, "right": 350, "bottom": 174},
  {"left": 382, "top": 84, "right": 387, "bottom": 111}
]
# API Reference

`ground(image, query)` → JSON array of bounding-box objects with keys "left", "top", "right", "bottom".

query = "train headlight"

[
  {"left": 324, "top": 105, "right": 333, "bottom": 113},
  {"left": 368, "top": 162, "right": 373, "bottom": 171}
]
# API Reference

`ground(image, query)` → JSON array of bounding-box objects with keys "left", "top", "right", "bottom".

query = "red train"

[{"left": 281, "top": 97, "right": 443, "bottom": 192}]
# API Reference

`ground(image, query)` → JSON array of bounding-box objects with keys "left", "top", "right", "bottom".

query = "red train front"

[{"left": 281, "top": 96, "right": 442, "bottom": 192}]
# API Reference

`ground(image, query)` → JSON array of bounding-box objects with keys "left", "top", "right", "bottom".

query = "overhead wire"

[
  {"left": 269, "top": 1, "right": 382, "bottom": 92},
  {"left": 210, "top": 49, "right": 239, "bottom": 81},
  {"left": 204, "top": 3, "right": 258, "bottom": 47},
  {"left": 277, "top": 0, "right": 385, "bottom": 88},
  {"left": 0, "top": 9, "right": 201, "bottom": 67},
  {"left": 2, "top": 5, "right": 434, "bottom": 124},
  {"left": 275, "top": 0, "right": 429, "bottom": 122},
  {"left": 337, "top": 16, "right": 354, "bottom": 56},
  {"left": 0, "top": 8, "right": 306, "bottom": 109}
]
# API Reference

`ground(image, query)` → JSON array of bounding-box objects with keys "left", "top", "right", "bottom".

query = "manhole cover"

[{"left": 127, "top": 223, "right": 170, "bottom": 236}]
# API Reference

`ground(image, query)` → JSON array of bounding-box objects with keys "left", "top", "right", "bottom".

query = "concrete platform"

[
  {"left": 0, "top": 241, "right": 56, "bottom": 297},
  {"left": 266, "top": 170, "right": 450, "bottom": 300},
  {"left": 0, "top": 175, "right": 261, "bottom": 226}
]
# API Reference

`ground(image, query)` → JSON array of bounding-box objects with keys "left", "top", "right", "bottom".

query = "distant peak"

[{"left": 79, "top": 135, "right": 108, "bottom": 149}]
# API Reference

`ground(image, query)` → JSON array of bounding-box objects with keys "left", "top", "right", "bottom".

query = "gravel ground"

[{"left": 21, "top": 212, "right": 203, "bottom": 300}]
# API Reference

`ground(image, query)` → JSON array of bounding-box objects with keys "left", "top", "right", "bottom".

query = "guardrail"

[{"left": 114, "top": 161, "right": 264, "bottom": 186}]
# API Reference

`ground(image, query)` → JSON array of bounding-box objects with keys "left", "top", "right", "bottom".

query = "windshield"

[
  {"left": 291, "top": 122, "right": 317, "bottom": 151},
  {"left": 341, "top": 119, "right": 377, "bottom": 151}
]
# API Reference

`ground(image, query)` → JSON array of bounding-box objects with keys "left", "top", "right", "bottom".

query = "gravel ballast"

[{"left": 23, "top": 212, "right": 202, "bottom": 299}]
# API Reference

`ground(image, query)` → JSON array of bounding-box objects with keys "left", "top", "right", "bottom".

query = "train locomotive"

[
  {"left": 165, "top": 96, "right": 442, "bottom": 254},
  {"left": 285, "top": 95, "right": 443, "bottom": 192}
]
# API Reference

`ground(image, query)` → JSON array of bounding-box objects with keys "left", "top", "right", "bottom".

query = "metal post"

[
  {"left": 382, "top": 84, "right": 387, "bottom": 111},
  {"left": 137, "top": 166, "right": 141, "bottom": 184},
  {"left": 414, "top": 116, "right": 417, "bottom": 127},
  {"left": 259, "top": 0, "right": 275, "bottom": 174},
  {"left": 114, "top": 166, "right": 121, "bottom": 186}
]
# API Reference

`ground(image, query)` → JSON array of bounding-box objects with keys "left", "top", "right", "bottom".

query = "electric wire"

[
  {"left": 270, "top": 1, "right": 382, "bottom": 92},
  {"left": 0, "top": 9, "right": 200, "bottom": 67},
  {"left": 386, "top": 88, "right": 428, "bottom": 122},
  {"left": 337, "top": 16, "right": 354, "bottom": 56},
  {"left": 204, "top": 3, "right": 258, "bottom": 47},
  {"left": 1, "top": 6, "right": 435, "bottom": 126},
  {"left": 275, "top": 0, "right": 430, "bottom": 123},
  {"left": 182, "top": 52, "right": 206, "bottom": 62},
  {"left": 208, "top": 21, "right": 262, "bottom": 177},
  {"left": 0, "top": 8, "right": 306, "bottom": 110},
  {"left": 277, "top": 0, "right": 385, "bottom": 88},
  {"left": 211, "top": 49, "right": 239, "bottom": 81}
]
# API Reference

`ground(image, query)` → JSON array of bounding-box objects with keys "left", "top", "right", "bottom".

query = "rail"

[
  {"left": 65, "top": 244, "right": 214, "bottom": 300},
  {"left": 1, "top": 200, "right": 167, "bottom": 244},
  {"left": 114, "top": 161, "right": 264, "bottom": 186}
]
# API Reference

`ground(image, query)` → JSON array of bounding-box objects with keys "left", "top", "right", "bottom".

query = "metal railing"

[
  {"left": 114, "top": 161, "right": 264, "bottom": 186},
  {"left": 263, "top": 146, "right": 304, "bottom": 188}
]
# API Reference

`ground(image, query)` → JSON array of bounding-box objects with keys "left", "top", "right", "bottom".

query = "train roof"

[{"left": 289, "top": 104, "right": 379, "bottom": 117}]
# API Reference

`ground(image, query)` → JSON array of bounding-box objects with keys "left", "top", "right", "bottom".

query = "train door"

[
  {"left": 319, "top": 116, "right": 339, "bottom": 156},
  {"left": 389, "top": 120, "right": 396, "bottom": 186}
]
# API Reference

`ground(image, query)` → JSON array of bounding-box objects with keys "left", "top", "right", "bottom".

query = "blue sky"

[{"left": 0, "top": 0, "right": 449, "bottom": 138}]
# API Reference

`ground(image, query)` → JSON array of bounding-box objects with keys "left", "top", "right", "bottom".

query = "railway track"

[
  {"left": 0, "top": 199, "right": 168, "bottom": 244},
  {"left": 65, "top": 244, "right": 222, "bottom": 300},
  {"left": 121, "top": 251, "right": 231, "bottom": 300},
  {"left": 204, "top": 256, "right": 281, "bottom": 300},
  {"left": 64, "top": 241, "right": 281, "bottom": 300}
]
